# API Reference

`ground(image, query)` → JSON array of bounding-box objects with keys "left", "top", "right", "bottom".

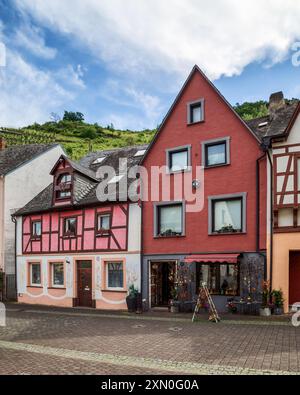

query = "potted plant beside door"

[
  {"left": 126, "top": 285, "right": 138, "bottom": 313},
  {"left": 169, "top": 286, "right": 180, "bottom": 313},
  {"left": 271, "top": 289, "right": 284, "bottom": 315},
  {"left": 259, "top": 281, "right": 272, "bottom": 317}
]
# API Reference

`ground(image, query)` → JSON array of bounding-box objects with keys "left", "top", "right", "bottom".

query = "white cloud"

[
  {"left": 13, "top": 0, "right": 300, "bottom": 80},
  {"left": 56, "top": 64, "right": 86, "bottom": 89},
  {"left": 13, "top": 23, "right": 57, "bottom": 59},
  {"left": 0, "top": 49, "right": 73, "bottom": 127}
]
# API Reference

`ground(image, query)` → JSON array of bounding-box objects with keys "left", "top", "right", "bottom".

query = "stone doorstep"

[{"left": 0, "top": 340, "right": 299, "bottom": 376}]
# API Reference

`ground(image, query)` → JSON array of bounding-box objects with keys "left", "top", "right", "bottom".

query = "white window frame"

[
  {"left": 30, "top": 263, "right": 42, "bottom": 287},
  {"left": 106, "top": 262, "right": 124, "bottom": 291},
  {"left": 51, "top": 263, "right": 65, "bottom": 288}
]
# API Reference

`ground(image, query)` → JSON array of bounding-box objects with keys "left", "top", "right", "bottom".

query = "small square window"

[
  {"left": 31, "top": 221, "right": 42, "bottom": 239},
  {"left": 51, "top": 263, "right": 64, "bottom": 287},
  {"left": 107, "top": 262, "right": 124, "bottom": 289},
  {"left": 64, "top": 217, "right": 77, "bottom": 236},
  {"left": 169, "top": 150, "right": 188, "bottom": 172},
  {"left": 156, "top": 203, "right": 183, "bottom": 237},
  {"left": 202, "top": 138, "right": 230, "bottom": 168},
  {"left": 206, "top": 142, "right": 226, "bottom": 167},
  {"left": 188, "top": 99, "right": 204, "bottom": 124},
  {"left": 166, "top": 146, "right": 191, "bottom": 173},
  {"left": 30, "top": 263, "right": 41, "bottom": 286},
  {"left": 97, "top": 214, "right": 111, "bottom": 234}
]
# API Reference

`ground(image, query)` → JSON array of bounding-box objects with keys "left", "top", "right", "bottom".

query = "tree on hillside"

[
  {"left": 234, "top": 101, "right": 268, "bottom": 120},
  {"left": 63, "top": 111, "right": 85, "bottom": 122}
]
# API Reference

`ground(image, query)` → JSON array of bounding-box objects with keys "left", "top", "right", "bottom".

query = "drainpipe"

[
  {"left": 266, "top": 150, "right": 274, "bottom": 291},
  {"left": 11, "top": 214, "right": 17, "bottom": 300},
  {"left": 261, "top": 137, "right": 273, "bottom": 290},
  {"left": 256, "top": 152, "right": 266, "bottom": 253}
]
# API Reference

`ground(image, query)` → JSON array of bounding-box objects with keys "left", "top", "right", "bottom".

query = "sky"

[{"left": 1, "top": 0, "right": 300, "bottom": 130}]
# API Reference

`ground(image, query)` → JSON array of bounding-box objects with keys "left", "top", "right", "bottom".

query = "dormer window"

[
  {"left": 56, "top": 173, "right": 72, "bottom": 200},
  {"left": 187, "top": 99, "right": 204, "bottom": 124}
]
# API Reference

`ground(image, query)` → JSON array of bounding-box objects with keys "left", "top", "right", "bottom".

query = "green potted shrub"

[
  {"left": 271, "top": 290, "right": 284, "bottom": 315},
  {"left": 260, "top": 281, "right": 271, "bottom": 317},
  {"left": 126, "top": 285, "right": 138, "bottom": 313},
  {"left": 169, "top": 286, "right": 180, "bottom": 313}
]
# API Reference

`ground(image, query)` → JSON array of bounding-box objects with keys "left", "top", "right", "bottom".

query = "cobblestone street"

[{"left": 0, "top": 304, "right": 300, "bottom": 375}]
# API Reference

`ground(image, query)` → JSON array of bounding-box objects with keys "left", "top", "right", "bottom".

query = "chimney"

[
  {"left": 0, "top": 137, "right": 6, "bottom": 151},
  {"left": 269, "top": 91, "right": 286, "bottom": 119}
]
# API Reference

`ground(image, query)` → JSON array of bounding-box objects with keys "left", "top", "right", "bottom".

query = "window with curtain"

[
  {"left": 196, "top": 263, "right": 239, "bottom": 296},
  {"left": 212, "top": 198, "right": 242, "bottom": 233},
  {"left": 30, "top": 263, "right": 41, "bottom": 286},
  {"left": 64, "top": 217, "right": 77, "bottom": 236},
  {"left": 205, "top": 142, "right": 226, "bottom": 167},
  {"left": 56, "top": 173, "right": 72, "bottom": 199},
  {"left": 31, "top": 221, "right": 42, "bottom": 238},
  {"left": 169, "top": 149, "right": 188, "bottom": 172},
  {"left": 97, "top": 214, "right": 111, "bottom": 232},
  {"left": 107, "top": 262, "right": 124, "bottom": 289},
  {"left": 52, "top": 263, "right": 64, "bottom": 287},
  {"left": 157, "top": 204, "right": 183, "bottom": 236},
  {"left": 190, "top": 102, "right": 203, "bottom": 123}
]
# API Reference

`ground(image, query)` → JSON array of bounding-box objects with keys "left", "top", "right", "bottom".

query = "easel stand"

[{"left": 192, "top": 283, "right": 221, "bottom": 323}]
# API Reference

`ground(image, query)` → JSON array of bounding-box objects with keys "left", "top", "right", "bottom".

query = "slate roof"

[
  {"left": 16, "top": 144, "right": 148, "bottom": 216},
  {"left": 246, "top": 100, "right": 299, "bottom": 141},
  {"left": 0, "top": 144, "right": 60, "bottom": 176}
]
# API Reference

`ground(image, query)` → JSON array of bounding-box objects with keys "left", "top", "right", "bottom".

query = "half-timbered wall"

[
  {"left": 22, "top": 203, "right": 129, "bottom": 254},
  {"left": 272, "top": 110, "right": 300, "bottom": 231}
]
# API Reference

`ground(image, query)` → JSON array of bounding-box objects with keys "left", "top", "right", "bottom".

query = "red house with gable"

[{"left": 141, "top": 66, "right": 267, "bottom": 311}]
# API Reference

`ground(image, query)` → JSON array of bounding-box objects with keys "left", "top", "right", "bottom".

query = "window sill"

[
  {"left": 187, "top": 120, "right": 205, "bottom": 126},
  {"left": 30, "top": 237, "right": 42, "bottom": 241},
  {"left": 209, "top": 232, "right": 246, "bottom": 236},
  {"left": 167, "top": 168, "right": 192, "bottom": 175},
  {"left": 27, "top": 285, "right": 43, "bottom": 289},
  {"left": 96, "top": 232, "right": 111, "bottom": 237},
  {"left": 62, "top": 235, "right": 76, "bottom": 239},
  {"left": 154, "top": 234, "right": 185, "bottom": 239},
  {"left": 48, "top": 287, "right": 66, "bottom": 290},
  {"left": 204, "top": 163, "right": 230, "bottom": 169},
  {"left": 102, "top": 289, "right": 127, "bottom": 293}
]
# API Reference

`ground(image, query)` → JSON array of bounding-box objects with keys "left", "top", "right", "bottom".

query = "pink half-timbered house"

[{"left": 15, "top": 146, "right": 145, "bottom": 310}]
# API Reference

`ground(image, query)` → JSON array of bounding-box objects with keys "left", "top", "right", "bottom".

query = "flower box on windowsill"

[
  {"left": 157, "top": 230, "right": 183, "bottom": 238},
  {"left": 216, "top": 225, "right": 241, "bottom": 234}
]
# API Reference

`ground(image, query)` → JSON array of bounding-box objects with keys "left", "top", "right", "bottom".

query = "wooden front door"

[
  {"left": 77, "top": 261, "right": 93, "bottom": 307},
  {"left": 289, "top": 252, "right": 300, "bottom": 306},
  {"left": 150, "top": 262, "right": 176, "bottom": 307}
]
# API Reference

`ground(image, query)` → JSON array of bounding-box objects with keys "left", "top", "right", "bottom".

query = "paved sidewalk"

[{"left": 0, "top": 304, "right": 299, "bottom": 375}]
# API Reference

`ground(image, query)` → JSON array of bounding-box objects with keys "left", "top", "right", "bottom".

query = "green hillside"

[
  {"left": 0, "top": 120, "right": 156, "bottom": 160},
  {"left": 0, "top": 100, "right": 282, "bottom": 160}
]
